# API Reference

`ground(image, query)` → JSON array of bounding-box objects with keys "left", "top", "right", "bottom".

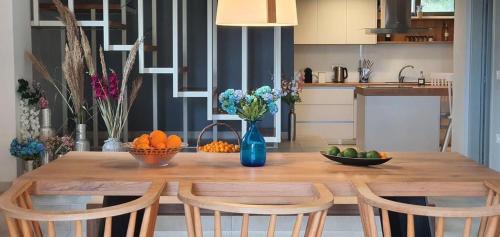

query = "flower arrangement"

[
  {"left": 281, "top": 72, "right": 304, "bottom": 106},
  {"left": 25, "top": 0, "right": 90, "bottom": 124},
  {"left": 17, "top": 79, "right": 42, "bottom": 106},
  {"left": 10, "top": 138, "right": 45, "bottom": 161},
  {"left": 44, "top": 136, "right": 74, "bottom": 157},
  {"left": 83, "top": 42, "right": 143, "bottom": 139},
  {"left": 219, "top": 86, "right": 281, "bottom": 122},
  {"left": 17, "top": 79, "right": 42, "bottom": 140},
  {"left": 38, "top": 95, "right": 49, "bottom": 109}
]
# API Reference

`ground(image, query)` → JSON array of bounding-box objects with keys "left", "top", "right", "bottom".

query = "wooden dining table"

[{"left": 13, "top": 151, "right": 500, "bottom": 203}]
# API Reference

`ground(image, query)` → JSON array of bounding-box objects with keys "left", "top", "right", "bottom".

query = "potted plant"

[
  {"left": 281, "top": 72, "right": 304, "bottom": 141},
  {"left": 219, "top": 86, "right": 281, "bottom": 167}
]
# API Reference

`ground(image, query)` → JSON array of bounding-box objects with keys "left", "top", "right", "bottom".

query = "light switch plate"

[
  {"left": 497, "top": 71, "right": 500, "bottom": 80},
  {"left": 497, "top": 134, "right": 500, "bottom": 144}
]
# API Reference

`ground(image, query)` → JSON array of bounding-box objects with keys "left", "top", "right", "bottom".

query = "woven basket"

[
  {"left": 197, "top": 122, "right": 241, "bottom": 153},
  {"left": 128, "top": 145, "right": 181, "bottom": 167}
]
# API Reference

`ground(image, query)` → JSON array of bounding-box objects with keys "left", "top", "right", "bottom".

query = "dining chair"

[
  {"left": 0, "top": 180, "right": 166, "bottom": 237},
  {"left": 354, "top": 181, "right": 500, "bottom": 237},
  {"left": 178, "top": 182, "right": 334, "bottom": 237},
  {"left": 429, "top": 72, "right": 454, "bottom": 152}
]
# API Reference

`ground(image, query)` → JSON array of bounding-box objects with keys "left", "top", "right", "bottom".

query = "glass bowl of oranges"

[
  {"left": 197, "top": 122, "right": 240, "bottom": 153},
  {"left": 128, "top": 130, "right": 183, "bottom": 167}
]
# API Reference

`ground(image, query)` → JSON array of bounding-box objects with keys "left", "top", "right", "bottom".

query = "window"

[{"left": 411, "top": 0, "right": 455, "bottom": 15}]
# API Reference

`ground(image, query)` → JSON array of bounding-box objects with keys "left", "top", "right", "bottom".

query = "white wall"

[
  {"left": 295, "top": 44, "right": 453, "bottom": 82},
  {"left": 451, "top": 0, "right": 470, "bottom": 155},
  {"left": 0, "top": 0, "right": 32, "bottom": 182}
]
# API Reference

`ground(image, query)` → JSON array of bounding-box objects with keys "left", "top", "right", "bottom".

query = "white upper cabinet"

[
  {"left": 294, "top": 0, "right": 377, "bottom": 45},
  {"left": 317, "top": 0, "right": 346, "bottom": 44},
  {"left": 346, "top": 0, "right": 377, "bottom": 44},
  {"left": 294, "top": 0, "right": 319, "bottom": 44}
]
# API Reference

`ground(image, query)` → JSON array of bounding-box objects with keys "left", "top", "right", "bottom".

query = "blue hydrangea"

[
  {"left": 260, "top": 93, "right": 274, "bottom": 102},
  {"left": 255, "top": 86, "right": 272, "bottom": 97},
  {"left": 10, "top": 138, "right": 44, "bottom": 160},
  {"left": 219, "top": 86, "right": 280, "bottom": 120},
  {"left": 245, "top": 95, "right": 255, "bottom": 103},
  {"left": 272, "top": 88, "right": 282, "bottom": 97},
  {"left": 267, "top": 102, "right": 278, "bottom": 115}
]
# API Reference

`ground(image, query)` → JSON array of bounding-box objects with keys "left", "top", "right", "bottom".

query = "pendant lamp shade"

[{"left": 216, "top": 0, "right": 298, "bottom": 27}]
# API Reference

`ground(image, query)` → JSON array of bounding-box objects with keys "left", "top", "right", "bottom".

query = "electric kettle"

[{"left": 332, "top": 66, "right": 348, "bottom": 83}]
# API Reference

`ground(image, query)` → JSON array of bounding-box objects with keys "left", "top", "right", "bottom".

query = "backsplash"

[{"left": 294, "top": 44, "right": 453, "bottom": 83}]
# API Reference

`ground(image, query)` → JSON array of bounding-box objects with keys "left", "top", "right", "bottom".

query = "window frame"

[{"left": 411, "top": 0, "right": 455, "bottom": 16}]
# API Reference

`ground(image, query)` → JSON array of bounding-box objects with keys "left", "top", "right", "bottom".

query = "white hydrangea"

[{"left": 19, "top": 99, "right": 40, "bottom": 140}]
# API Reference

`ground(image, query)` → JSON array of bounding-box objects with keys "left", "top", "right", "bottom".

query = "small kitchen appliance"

[{"left": 332, "top": 66, "right": 348, "bottom": 83}]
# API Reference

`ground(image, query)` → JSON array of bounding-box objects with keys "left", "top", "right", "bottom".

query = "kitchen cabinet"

[
  {"left": 346, "top": 0, "right": 377, "bottom": 44},
  {"left": 294, "top": 0, "right": 376, "bottom": 45},
  {"left": 296, "top": 87, "right": 355, "bottom": 143},
  {"left": 294, "top": 0, "right": 318, "bottom": 44},
  {"left": 317, "top": 0, "right": 346, "bottom": 44}
]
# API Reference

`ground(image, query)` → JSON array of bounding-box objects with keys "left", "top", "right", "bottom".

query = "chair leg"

[{"left": 442, "top": 119, "right": 452, "bottom": 152}]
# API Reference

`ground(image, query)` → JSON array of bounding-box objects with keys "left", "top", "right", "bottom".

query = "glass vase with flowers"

[
  {"left": 281, "top": 72, "right": 305, "bottom": 141},
  {"left": 86, "top": 43, "right": 143, "bottom": 152},
  {"left": 219, "top": 86, "right": 281, "bottom": 167}
]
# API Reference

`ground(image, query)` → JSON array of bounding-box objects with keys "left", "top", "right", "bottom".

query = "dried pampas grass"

[{"left": 80, "top": 28, "right": 95, "bottom": 76}]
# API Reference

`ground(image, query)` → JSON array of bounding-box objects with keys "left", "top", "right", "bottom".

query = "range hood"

[{"left": 367, "top": 0, "right": 430, "bottom": 34}]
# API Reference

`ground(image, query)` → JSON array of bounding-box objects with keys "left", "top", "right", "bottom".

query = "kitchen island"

[{"left": 356, "top": 85, "right": 448, "bottom": 152}]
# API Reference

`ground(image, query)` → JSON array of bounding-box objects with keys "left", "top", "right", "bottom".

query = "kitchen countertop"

[
  {"left": 355, "top": 85, "right": 448, "bottom": 96},
  {"left": 303, "top": 82, "right": 448, "bottom": 96},
  {"left": 304, "top": 82, "right": 396, "bottom": 87}
]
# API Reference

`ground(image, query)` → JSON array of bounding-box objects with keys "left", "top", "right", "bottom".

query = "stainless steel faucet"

[{"left": 398, "top": 65, "right": 415, "bottom": 83}]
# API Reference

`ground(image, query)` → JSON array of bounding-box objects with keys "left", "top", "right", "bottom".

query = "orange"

[
  {"left": 150, "top": 130, "right": 168, "bottom": 141},
  {"left": 133, "top": 134, "right": 150, "bottom": 148},
  {"left": 149, "top": 130, "right": 168, "bottom": 148},
  {"left": 136, "top": 143, "right": 150, "bottom": 149},
  {"left": 166, "top": 135, "right": 182, "bottom": 149}
]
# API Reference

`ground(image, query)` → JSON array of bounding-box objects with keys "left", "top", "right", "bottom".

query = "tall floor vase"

[
  {"left": 287, "top": 103, "right": 297, "bottom": 141},
  {"left": 75, "top": 124, "right": 90, "bottom": 151}
]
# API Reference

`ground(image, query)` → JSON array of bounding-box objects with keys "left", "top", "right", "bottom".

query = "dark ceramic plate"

[{"left": 320, "top": 151, "right": 392, "bottom": 166}]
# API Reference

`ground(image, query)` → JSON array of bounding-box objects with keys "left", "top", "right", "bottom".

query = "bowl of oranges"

[
  {"left": 129, "top": 130, "right": 183, "bottom": 167},
  {"left": 197, "top": 122, "right": 240, "bottom": 153}
]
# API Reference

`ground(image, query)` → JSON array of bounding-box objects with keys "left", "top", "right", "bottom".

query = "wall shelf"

[
  {"left": 377, "top": 17, "right": 454, "bottom": 44},
  {"left": 411, "top": 16, "right": 454, "bottom": 20}
]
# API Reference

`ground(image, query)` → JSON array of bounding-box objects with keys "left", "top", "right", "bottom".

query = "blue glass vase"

[{"left": 240, "top": 121, "right": 266, "bottom": 167}]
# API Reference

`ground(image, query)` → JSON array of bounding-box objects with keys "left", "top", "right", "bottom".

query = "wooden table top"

[{"left": 18, "top": 152, "right": 500, "bottom": 199}]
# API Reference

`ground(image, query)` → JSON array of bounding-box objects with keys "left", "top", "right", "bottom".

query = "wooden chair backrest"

[
  {"left": 177, "top": 182, "right": 334, "bottom": 237},
  {"left": 429, "top": 72, "right": 454, "bottom": 114},
  {"left": 354, "top": 181, "right": 500, "bottom": 237},
  {"left": 0, "top": 180, "right": 166, "bottom": 237}
]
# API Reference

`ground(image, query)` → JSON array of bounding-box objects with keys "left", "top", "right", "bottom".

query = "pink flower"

[
  {"left": 91, "top": 74, "right": 108, "bottom": 100},
  {"left": 38, "top": 96, "right": 49, "bottom": 109},
  {"left": 108, "top": 71, "right": 120, "bottom": 99}
]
